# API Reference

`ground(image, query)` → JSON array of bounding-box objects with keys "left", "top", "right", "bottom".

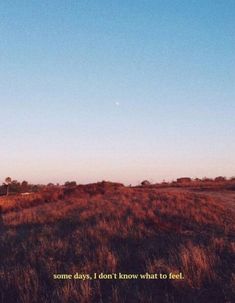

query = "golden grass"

[{"left": 0, "top": 185, "right": 234, "bottom": 302}]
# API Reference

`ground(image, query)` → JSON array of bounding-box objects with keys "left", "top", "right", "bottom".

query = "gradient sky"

[{"left": 0, "top": 0, "right": 235, "bottom": 185}]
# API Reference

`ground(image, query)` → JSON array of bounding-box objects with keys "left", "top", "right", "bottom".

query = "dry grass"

[{"left": 0, "top": 184, "right": 234, "bottom": 302}]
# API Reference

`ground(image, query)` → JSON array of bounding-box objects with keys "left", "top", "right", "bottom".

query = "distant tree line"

[
  {"left": 140, "top": 176, "right": 235, "bottom": 187},
  {"left": 0, "top": 177, "right": 79, "bottom": 196},
  {"left": 0, "top": 177, "right": 39, "bottom": 196}
]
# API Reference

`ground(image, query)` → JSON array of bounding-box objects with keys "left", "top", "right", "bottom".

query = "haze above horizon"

[{"left": 0, "top": 1, "right": 234, "bottom": 185}]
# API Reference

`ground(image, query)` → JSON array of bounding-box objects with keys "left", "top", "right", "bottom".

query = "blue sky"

[{"left": 0, "top": 0, "right": 234, "bottom": 184}]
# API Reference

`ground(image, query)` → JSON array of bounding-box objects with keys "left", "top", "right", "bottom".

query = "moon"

[{"left": 115, "top": 102, "right": 120, "bottom": 106}]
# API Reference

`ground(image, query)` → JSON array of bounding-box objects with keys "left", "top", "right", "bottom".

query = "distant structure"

[{"left": 176, "top": 177, "right": 191, "bottom": 184}]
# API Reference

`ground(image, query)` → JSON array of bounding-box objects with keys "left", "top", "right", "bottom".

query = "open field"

[{"left": 0, "top": 182, "right": 234, "bottom": 303}]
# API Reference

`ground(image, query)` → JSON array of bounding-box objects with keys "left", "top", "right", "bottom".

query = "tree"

[
  {"left": 32, "top": 185, "right": 39, "bottom": 193},
  {"left": 47, "top": 183, "right": 55, "bottom": 187},
  {"left": 10, "top": 180, "right": 21, "bottom": 193},
  {"left": 5, "top": 177, "right": 12, "bottom": 196},
  {"left": 64, "top": 181, "right": 77, "bottom": 187},
  {"left": 214, "top": 176, "right": 226, "bottom": 182},
  {"left": 21, "top": 181, "right": 29, "bottom": 193},
  {"left": 141, "top": 180, "right": 151, "bottom": 186}
]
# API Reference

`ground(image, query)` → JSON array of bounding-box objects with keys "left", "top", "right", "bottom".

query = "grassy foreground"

[{"left": 0, "top": 183, "right": 234, "bottom": 303}]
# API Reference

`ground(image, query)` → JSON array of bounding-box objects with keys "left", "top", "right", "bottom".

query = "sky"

[{"left": 0, "top": 0, "right": 235, "bottom": 185}]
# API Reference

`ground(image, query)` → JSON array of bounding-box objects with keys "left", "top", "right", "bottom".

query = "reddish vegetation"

[{"left": 0, "top": 180, "right": 234, "bottom": 303}]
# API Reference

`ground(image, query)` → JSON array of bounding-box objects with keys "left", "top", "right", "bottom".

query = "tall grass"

[{"left": 0, "top": 184, "right": 234, "bottom": 302}]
